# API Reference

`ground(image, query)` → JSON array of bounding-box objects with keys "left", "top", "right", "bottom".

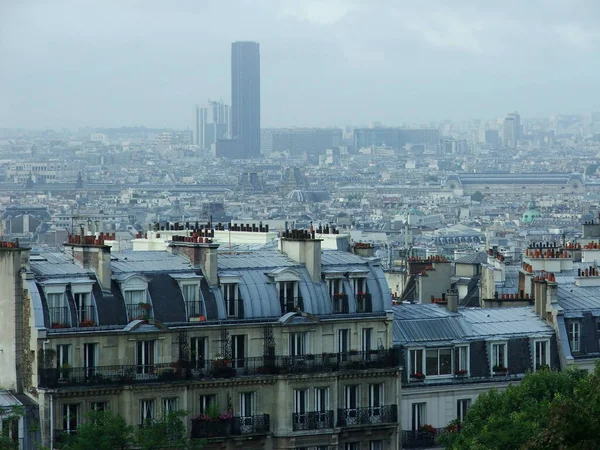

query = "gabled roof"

[{"left": 454, "top": 252, "right": 487, "bottom": 265}]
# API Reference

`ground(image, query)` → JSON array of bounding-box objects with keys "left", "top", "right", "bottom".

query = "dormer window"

[
  {"left": 328, "top": 278, "right": 348, "bottom": 314},
  {"left": 568, "top": 321, "right": 581, "bottom": 353},
  {"left": 125, "top": 289, "right": 151, "bottom": 322},
  {"left": 181, "top": 284, "right": 203, "bottom": 320},
  {"left": 223, "top": 283, "right": 243, "bottom": 318},
  {"left": 353, "top": 278, "right": 371, "bottom": 313},
  {"left": 47, "top": 291, "right": 70, "bottom": 328},
  {"left": 279, "top": 281, "right": 302, "bottom": 314},
  {"left": 73, "top": 291, "right": 95, "bottom": 326},
  {"left": 533, "top": 339, "right": 550, "bottom": 371}
]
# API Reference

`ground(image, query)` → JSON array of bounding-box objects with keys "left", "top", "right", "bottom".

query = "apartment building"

[{"left": 0, "top": 228, "right": 400, "bottom": 450}]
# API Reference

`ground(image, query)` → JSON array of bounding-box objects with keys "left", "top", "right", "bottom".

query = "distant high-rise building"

[
  {"left": 503, "top": 111, "right": 521, "bottom": 148},
  {"left": 231, "top": 41, "right": 260, "bottom": 157},
  {"left": 196, "top": 100, "right": 230, "bottom": 149},
  {"left": 262, "top": 128, "right": 343, "bottom": 155},
  {"left": 353, "top": 127, "right": 440, "bottom": 151}
]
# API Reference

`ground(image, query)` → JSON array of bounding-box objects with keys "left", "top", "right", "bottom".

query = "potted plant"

[
  {"left": 51, "top": 322, "right": 69, "bottom": 329},
  {"left": 138, "top": 302, "right": 151, "bottom": 311},
  {"left": 419, "top": 424, "right": 436, "bottom": 435},
  {"left": 79, "top": 319, "right": 96, "bottom": 327},
  {"left": 410, "top": 372, "right": 426, "bottom": 381},
  {"left": 455, "top": 369, "right": 468, "bottom": 377}
]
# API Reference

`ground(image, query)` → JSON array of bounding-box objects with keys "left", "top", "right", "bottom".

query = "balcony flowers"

[
  {"left": 219, "top": 411, "right": 233, "bottom": 420},
  {"left": 333, "top": 292, "right": 346, "bottom": 299},
  {"left": 51, "top": 322, "right": 69, "bottom": 329},
  {"left": 410, "top": 372, "right": 426, "bottom": 381},
  {"left": 419, "top": 424, "right": 436, "bottom": 435},
  {"left": 138, "top": 302, "right": 152, "bottom": 310},
  {"left": 455, "top": 369, "right": 468, "bottom": 376},
  {"left": 79, "top": 319, "right": 96, "bottom": 327}
]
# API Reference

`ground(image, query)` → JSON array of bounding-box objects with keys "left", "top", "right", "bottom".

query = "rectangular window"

[
  {"left": 338, "top": 328, "right": 351, "bottom": 354},
  {"left": 162, "top": 398, "right": 178, "bottom": 416},
  {"left": 63, "top": 404, "right": 79, "bottom": 434},
  {"left": 456, "top": 345, "right": 469, "bottom": 373},
  {"left": 125, "top": 290, "right": 148, "bottom": 320},
  {"left": 409, "top": 349, "right": 423, "bottom": 376},
  {"left": 344, "top": 385, "right": 359, "bottom": 410},
  {"left": 534, "top": 340, "right": 550, "bottom": 370},
  {"left": 411, "top": 402, "right": 426, "bottom": 431},
  {"left": 457, "top": 399, "right": 471, "bottom": 422},
  {"left": 569, "top": 322, "right": 581, "bottom": 352},
  {"left": 90, "top": 401, "right": 108, "bottom": 412},
  {"left": 182, "top": 284, "right": 198, "bottom": 303},
  {"left": 74, "top": 292, "right": 93, "bottom": 324},
  {"left": 56, "top": 344, "right": 72, "bottom": 379},
  {"left": 140, "top": 399, "right": 155, "bottom": 424},
  {"left": 329, "top": 278, "right": 347, "bottom": 313},
  {"left": 491, "top": 343, "right": 507, "bottom": 370},
  {"left": 84, "top": 343, "right": 98, "bottom": 378},
  {"left": 48, "top": 292, "right": 69, "bottom": 326},
  {"left": 361, "top": 328, "right": 373, "bottom": 353},
  {"left": 279, "top": 281, "right": 299, "bottom": 313},
  {"left": 289, "top": 332, "right": 308, "bottom": 356},
  {"left": 314, "top": 387, "right": 329, "bottom": 412},
  {"left": 239, "top": 392, "right": 255, "bottom": 417},
  {"left": 345, "top": 443, "right": 359, "bottom": 450},
  {"left": 370, "top": 441, "right": 384, "bottom": 450},
  {"left": 190, "top": 337, "right": 208, "bottom": 369},
  {"left": 223, "top": 283, "right": 240, "bottom": 317},
  {"left": 369, "top": 383, "right": 384, "bottom": 418},
  {"left": 425, "top": 348, "right": 453, "bottom": 376},
  {"left": 231, "top": 335, "right": 245, "bottom": 369},
  {"left": 136, "top": 340, "right": 156, "bottom": 375},
  {"left": 293, "top": 389, "right": 309, "bottom": 428},
  {"left": 199, "top": 395, "right": 216, "bottom": 415}
]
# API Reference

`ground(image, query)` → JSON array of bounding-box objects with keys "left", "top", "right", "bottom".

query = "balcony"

[
  {"left": 292, "top": 411, "right": 334, "bottom": 431},
  {"left": 337, "top": 405, "right": 398, "bottom": 427},
  {"left": 186, "top": 301, "right": 205, "bottom": 321},
  {"left": 280, "top": 296, "right": 304, "bottom": 314},
  {"left": 49, "top": 306, "right": 71, "bottom": 328},
  {"left": 126, "top": 303, "right": 152, "bottom": 322},
  {"left": 402, "top": 428, "right": 445, "bottom": 448},
  {"left": 332, "top": 294, "right": 349, "bottom": 314},
  {"left": 356, "top": 293, "right": 373, "bottom": 313},
  {"left": 38, "top": 350, "right": 400, "bottom": 388},
  {"left": 76, "top": 305, "right": 96, "bottom": 327},
  {"left": 190, "top": 414, "right": 270, "bottom": 439}
]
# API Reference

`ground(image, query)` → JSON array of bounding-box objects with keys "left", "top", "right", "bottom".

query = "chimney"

[
  {"left": 169, "top": 239, "right": 219, "bottom": 286},
  {"left": 65, "top": 234, "right": 112, "bottom": 290},
  {"left": 353, "top": 242, "right": 375, "bottom": 258},
  {"left": 446, "top": 289, "right": 458, "bottom": 313},
  {"left": 533, "top": 277, "right": 548, "bottom": 319},
  {"left": 279, "top": 229, "right": 322, "bottom": 283}
]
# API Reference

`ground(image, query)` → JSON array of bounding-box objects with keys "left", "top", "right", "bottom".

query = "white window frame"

[
  {"left": 289, "top": 332, "right": 308, "bottom": 356},
  {"left": 456, "top": 345, "right": 469, "bottom": 373},
  {"left": 425, "top": 347, "right": 453, "bottom": 377},
  {"left": 370, "top": 441, "right": 384, "bottom": 450},
  {"left": 408, "top": 348, "right": 424, "bottom": 377},
  {"left": 278, "top": 280, "right": 300, "bottom": 313},
  {"left": 369, "top": 383, "right": 384, "bottom": 418},
  {"left": 62, "top": 404, "right": 79, "bottom": 434},
  {"left": 136, "top": 340, "right": 157, "bottom": 375},
  {"left": 533, "top": 339, "right": 551, "bottom": 371},
  {"left": 569, "top": 322, "right": 581, "bottom": 353},
  {"left": 338, "top": 329, "right": 351, "bottom": 353},
  {"left": 239, "top": 392, "right": 255, "bottom": 418},
  {"left": 199, "top": 394, "right": 216, "bottom": 415},
  {"left": 162, "top": 397, "right": 178, "bottom": 416},
  {"left": 457, "top": 398, "right": 471, "bottom": 422},
  {"left": 140, "top": 399, "right": 155, "bottom": 424},
  {"left": 314, "top": 387, "right": 329, "bottom": 413},
  {"left": 90, "top": 401, "right": 108, "bottom": 412},
  {"left": 84, "top": 342, "right": 99, "bottom": 376},
  {"left": 361, "top": 328, "right": 373, "bottom": 352},
  {"left": 190, "top": 336, "right": 208, "bottom": 369},
  {"left": 231, "top": 334, "right": 246, "bottom": 369},
  {"left": 223, "top": 283, "right": 240, "bottom": 317},
  {"left": 490, "top": 342, "right": 508, "bottom": 371},
  {"left": 411, "top": 402, "right": 426, "bottom": 431},
  {"left": 294, "top": 389, "right": 309, "bottom": 415}
]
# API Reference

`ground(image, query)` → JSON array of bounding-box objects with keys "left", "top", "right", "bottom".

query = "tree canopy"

[
  {"left": 439, "top": 365, "right": 600, "bottom": 450},
  {"left": 470, "top": 191, "right": 484, "bottom": 202},
  {"left": 63, "top": 410, "right": 205, "bottom": 450}
]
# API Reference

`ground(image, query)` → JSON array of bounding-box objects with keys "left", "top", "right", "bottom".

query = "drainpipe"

[{"left": 43, "top": 340, "right": 53, "bottom": 448}]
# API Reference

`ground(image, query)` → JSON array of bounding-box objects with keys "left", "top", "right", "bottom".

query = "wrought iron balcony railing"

[
  {"left": 337, "top": 405, "right": 398, "bottom": 427},
  {"left": 186, "top": 301, "right": 204, "bottom": 320},
  {"left": 125, "top": 303, "right": 153, "bottom": 322},
  {"left": 402, "top": 428, "right": 445, "bottom": 448},
  {"left": 332, "top": 294, "right": 349, "bottom": 313},
  {"left": 49, "top": 306, "right": 71, "bottom": 328},
  {"left": 190, "top": 414, "right": 270, "bottom": 439},
  {"left": 280, "top": 296, "right": 304, "bottom": 314},
  {"left": 38, "top": 349, "right": 400, "bottom": 388},
  {"left": 292, "top": 410, "right": 334, "bottom": 431}
]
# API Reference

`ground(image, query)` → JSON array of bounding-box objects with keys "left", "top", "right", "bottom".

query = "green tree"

[
  {"left": 439, "top": 367, "right": 589, "bottom": 450},
  {"left": 470, "top": 191, "right": 484, "bottom": 202},
  {"left": 0, "top": 405, "right": 24, "bottom": 450},
  {"left": 64, "top": 410, "right": 133, "bottom": 450},
  {"left": 136, "top": 411, "right": 205, "bottom": 450}
]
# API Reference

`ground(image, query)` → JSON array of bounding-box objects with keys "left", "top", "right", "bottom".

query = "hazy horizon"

[{"left": 1, "top": 0, "right": 599, "bottom": 130}]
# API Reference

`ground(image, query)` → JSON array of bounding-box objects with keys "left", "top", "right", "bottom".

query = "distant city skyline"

[{"left": 1, "top": 0, "right": 600, "bottom": 129}]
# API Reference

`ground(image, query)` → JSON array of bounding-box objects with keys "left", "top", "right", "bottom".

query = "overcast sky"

[{"left": 1, "top": 0, "right": 599, "bottom": 129}]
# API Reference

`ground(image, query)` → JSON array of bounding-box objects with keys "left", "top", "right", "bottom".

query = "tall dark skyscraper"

[{"left": 231, "top": 41, "right": 260, "bottom": 157}]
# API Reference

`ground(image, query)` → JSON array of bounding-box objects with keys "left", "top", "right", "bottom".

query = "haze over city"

[{"left": 2, "top": 0, "right": 600, "bottom": 129}]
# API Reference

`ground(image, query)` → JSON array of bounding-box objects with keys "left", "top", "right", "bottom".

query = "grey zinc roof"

[
  {"left": 217, "top": 251, "right": 298, "bottom": 270},
  {"left": 321, "top": 251, "right": 369, "bottom": 265},
  {"left": 454, "top": 252, "right": 488, "bottom": 265},
  {"left": 110, "top": 251, "right": 193, "bottom": 273},
  {"left": 558, "top": 285, "right": 600, "bottom": 311},
  {"left": 30, "top": 252, "right": 93, "bottom": 276},
  {"left": 393, "top": 304, "right": 554, "bottom": 346},
  {"left": 460, "top": 307, "right": 555, "bottom": 338}
]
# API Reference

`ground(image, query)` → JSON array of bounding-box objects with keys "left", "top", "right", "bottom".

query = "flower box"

[
  {"left": 79, "top": 319, "right": 96, "bottom": 327},
  {"left": 410, "top": 372, "right": 426, "bottom": 381},
  {"left": 455, "top": 370, "right": 468, "bottom": 377},
  {"left": 492, "top": 365, "right": 508, "bottom": 375}
]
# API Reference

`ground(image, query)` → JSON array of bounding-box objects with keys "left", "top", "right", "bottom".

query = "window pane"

[
  {"left": 439, "top": 348, "right": 452, "bottom": 375},
  {"left": 425, "top": 349, "right": 438, "bottom": 375}
]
